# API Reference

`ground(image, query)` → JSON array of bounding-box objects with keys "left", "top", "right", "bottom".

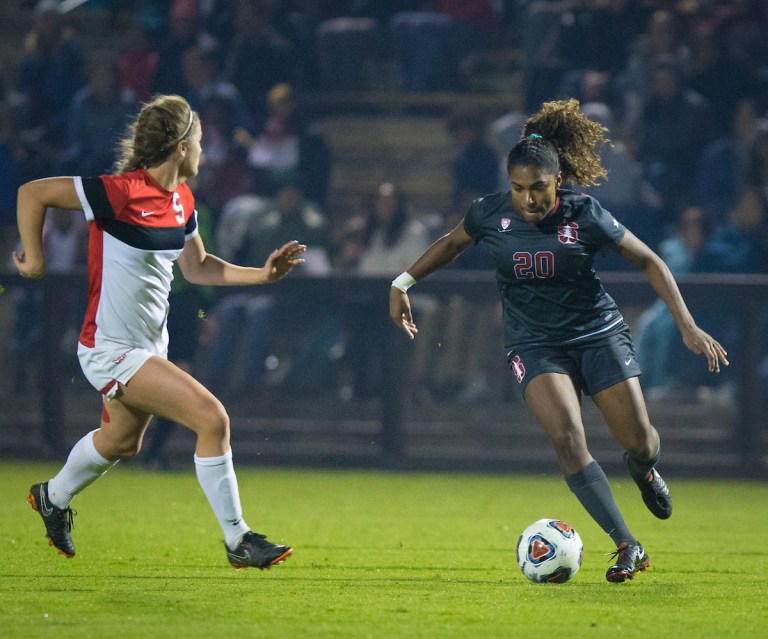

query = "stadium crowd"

[{"left": 2, "top": 0, "right": 768, "bottom": 408}]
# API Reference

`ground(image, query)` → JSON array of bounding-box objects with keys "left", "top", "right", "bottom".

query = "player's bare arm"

[
  {"left": 614, "top": 229, "right": 728, "bottom": 372},
  {"left": 390, "top": 220, "right": 473, "bottom": 339},
  {"left": 13, "top": 177, "right": 82, "bottom": 279},
  {"left": 178, "top": 236, "right": 306, "bottom": 286}
]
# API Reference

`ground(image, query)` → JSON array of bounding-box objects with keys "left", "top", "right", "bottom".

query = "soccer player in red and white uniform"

[{"left": 16, "top": 94, "right": 303, "bottom": 569}]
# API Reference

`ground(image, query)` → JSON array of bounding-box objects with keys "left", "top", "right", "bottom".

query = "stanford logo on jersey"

[
  {"left": 558, "top": 222, "right": 579, "bottom": 244},
  {"left": 500, "top": 217, "right": 511, "bottom": 230},
  {"left": 511, "top": 355, "right": 526, "bottom": 383}
]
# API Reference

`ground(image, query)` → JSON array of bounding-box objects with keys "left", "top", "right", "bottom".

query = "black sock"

[
  {"left": 565, "top": 461, "right": 634, "bottom": 546},
  {"left": 625, "top": 449, "right": 660, "bottom": 481}
]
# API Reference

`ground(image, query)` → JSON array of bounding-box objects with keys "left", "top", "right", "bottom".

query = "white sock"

[
  {"left": 48, "top": 430, "right": 117, "bottom": 508},
  {"left": 194, "top": 449, "right": 250, "bottom": 549}
]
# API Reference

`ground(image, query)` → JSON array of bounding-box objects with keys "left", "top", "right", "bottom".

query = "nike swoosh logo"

[
  {"left": 39, "top": 486, "right": 54, "bottom": 516},
  {"left": 497, "top": 228, "right": 514, "bottom": 233},
  {"left": 625, "top": 358, "right": 633, "bottom": 365},
  {"left": 140, "top": 210, "right": 157, "bottom": 217}
]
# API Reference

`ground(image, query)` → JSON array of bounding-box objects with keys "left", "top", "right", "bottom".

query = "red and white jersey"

[{"left": 74, "top": 169, "right": 198, "bottom": 353}]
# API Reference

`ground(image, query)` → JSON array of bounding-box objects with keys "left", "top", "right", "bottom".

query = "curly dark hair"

[{"left": 507, "top": 98, "right": 610, "bottom": 187}]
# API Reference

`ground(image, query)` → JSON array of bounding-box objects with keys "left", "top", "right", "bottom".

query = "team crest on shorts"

[
  {"left": 511, "top": 355, "right": 526, "bottom": 383},
  {"left": 557, "top": 221, "right": 579, "bottom": 244}
]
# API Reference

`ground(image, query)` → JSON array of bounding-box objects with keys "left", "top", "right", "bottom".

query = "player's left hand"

[
  {"left": 264, "top": 240, "right": 306, "bottom": 282},
  {"left": 682, "top": 326, "right": 729, "bottom": 373}
]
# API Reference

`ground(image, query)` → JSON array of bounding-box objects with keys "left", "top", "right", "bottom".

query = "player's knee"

[
  {"left": 628, "top": 438, "right": 657, "bottom": 461},
  {"left": 110, "top": 435, "right": 143, "bottom": 459},
  {"left": 550, "top": 428, "right": 588, "bottom": 461},
  {"left": 194, "top": 398, "right": 230, "bottom": 440},
  {"left": 626, "top": 425, "right": 659, "bottom": 460}
]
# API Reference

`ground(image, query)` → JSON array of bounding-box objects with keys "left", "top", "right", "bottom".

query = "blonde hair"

[{"left": 115, "top": 94, "right": 197, "bottom": 174}]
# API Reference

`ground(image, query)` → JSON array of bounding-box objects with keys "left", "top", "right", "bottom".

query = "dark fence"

[{"left": 0, "top": 271, "right": 765, "bottom": 477}]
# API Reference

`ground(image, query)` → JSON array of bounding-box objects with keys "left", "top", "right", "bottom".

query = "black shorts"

[{"left": 507, "top": 327, "right": 642, "bottom": 397}]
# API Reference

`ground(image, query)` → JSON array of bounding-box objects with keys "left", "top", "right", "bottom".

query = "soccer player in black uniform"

[{"left": 389, "top": 99, "right": 729, "bottom": 583}]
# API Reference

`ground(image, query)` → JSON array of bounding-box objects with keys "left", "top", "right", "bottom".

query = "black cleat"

[
  {"left": 27, "top": 482, "right": 76, "bottom": 558},
  {"left": 226, "top": 531, "right": 293, "bottom": 569},
  {"left": 606, "top": 541, "right": 650, "bottom": 583},
  {"left": 624, "top": 452, "right": 672, "bottom": 519}
]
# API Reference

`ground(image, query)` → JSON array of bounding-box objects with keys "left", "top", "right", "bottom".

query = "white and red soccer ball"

[{"left": 516, "top": 518, "right": 583, "bottom": 583}]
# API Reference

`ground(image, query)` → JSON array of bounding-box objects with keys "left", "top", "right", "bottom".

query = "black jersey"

[{"left": 463, "top": 188, "right": 626, "bottom": 352}]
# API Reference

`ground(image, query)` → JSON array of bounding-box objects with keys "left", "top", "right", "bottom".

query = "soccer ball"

[{"left": 516, "top": 518, "right": 583, "bottom": 584}]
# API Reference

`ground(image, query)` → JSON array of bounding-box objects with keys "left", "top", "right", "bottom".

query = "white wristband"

[{"left": 391, "top": 272, "right": 416, "bottom": 293}]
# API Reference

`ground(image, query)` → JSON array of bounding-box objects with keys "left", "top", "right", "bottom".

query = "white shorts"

[{"left": 77, "top": 340, "right": 166, "bottom": 400}]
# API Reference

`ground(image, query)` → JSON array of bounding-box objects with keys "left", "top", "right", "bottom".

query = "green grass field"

[{"left": 1, "top": 460, "right": 766, "bottom": 638}]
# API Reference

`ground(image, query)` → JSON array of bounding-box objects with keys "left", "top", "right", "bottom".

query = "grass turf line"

[{"left": 1, "top": 461, "right": 766, "bottom": 638}]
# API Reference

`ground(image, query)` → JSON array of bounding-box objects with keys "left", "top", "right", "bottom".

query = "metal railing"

[{"left": 0, "top": 271, "right": 765, "bottom": 475}]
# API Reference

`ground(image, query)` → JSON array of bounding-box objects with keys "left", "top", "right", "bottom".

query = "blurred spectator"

[
  {"left": 203, "top": 179, "right": 332, "bottom": 397},
  {"left": 245, "top": 179, "right": 332, "bottom": 273},
  {"left": 117, "top": 19, "right": 158, "bottom": 103},
  {"left": 180, "top": 42, "right": 251, "bottom": 129},
  {"left": 9, "top": 208, "right": 88, "bottom": 392},
  {"left": 681, "top": 185, "right": 768, "bottom": 401},
  {"left": 56, "top": 56, "right": 137, "bottom": 176},
  {"left": 520, "top": 0, "right": 648, "bottom": 114},
  {"left": 434, "top": 109, "right": 501, "bottom": 398},
  {"left": 235, "top": 83, "right": 302, "bottom": 192},
  {"left": 445, "top": 108, "right": 498, "bottom": 270},
  {"left": 695, "top": 97, "right": 760, "bottom": 224},
  {"left": 634, "top": 205, "right": 710, "bottom": 397},
  {"left": 687, "top": 3, "right": 766, "bottom": 138},
  {"left": 0, "top": 103, "right": 22, "bottom": 236},
  {"left": 151, "top": 0, "right": 219, "bottom": 97},
  {"left": 433, "top": 0, "right": 501, "bottom": 33},
  {"left": 559, "top": 70, "right": 624, "bottom": 120},
  {"left": 578, "top": 101, "right": 657, "bottom": 252},
  {"left": 355, "top": 182, "right": 433, "bottom": 274},
  {"left": 745, "top": 123, "right": 768, "bottom": 203},
  {"left": 194, "top": 95, "right": 257, "bottom": 214},
  {"left": 390, "top": 8, "right": 475, "bottom": 92},
  {"left": 42, "top": 207, "right": 88, "bottom": 273},
  {"left": 446, "top": 108, "right": 500, "bottom": 210},
  {"left": 234, "top": 83, "right": 332, "bottom": 205},
  {"left": 696, "top": 186, "right": 767, "bottom": 275},
  {"left": 14, "top": 0, "right": 87, "bottom": 173},
  {"left": 489, "top": 109, "right": 526, "bottom": 192},
  {"left": 338, "top": 181, "right": 435, "bottom": 399},
  {"left": 580, "top": 101, "right": 643, "bottom": 211},
  {"left": 223, "top": 0, "right": 303, "bottom": 122},
  {"left": 518, "top": 0, "right": 571, "bottom": 113},
  {"left": 316, "top": 17, "right": 381, "bottom": 91},
  {"left": 620, "top": 8, "right": 690, "bottom": 138},
  {"left": 634, "top": 55, "right": 718, "bottom": 213}
]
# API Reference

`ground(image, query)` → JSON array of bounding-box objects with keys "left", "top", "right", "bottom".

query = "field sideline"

[{"left": 1, "top": 461, "right": 766, "bottom": 638}]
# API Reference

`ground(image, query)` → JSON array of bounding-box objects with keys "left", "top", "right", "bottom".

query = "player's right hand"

[
  {"left": 389, "top": 287, "right": 418, "bottom": 339},
  {"left": 12, "top": 249, "right": 46, "bottom": 279}
]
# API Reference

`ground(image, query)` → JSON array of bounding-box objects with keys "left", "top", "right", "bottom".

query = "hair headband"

[
  {"left": 528, "top": 133, "right": 543, "bottom": 139},
  {"left": 180, "top": 110, "right": 194, "bottom": 140},
  {"left": 162, "top": 110, "right": 194, "bottom": 150}
]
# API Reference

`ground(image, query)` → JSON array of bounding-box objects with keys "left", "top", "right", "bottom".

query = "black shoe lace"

[
  {"left": 54, "top": 507, "right": 76, "bottom": 533},
  {"left": 606, "top": 544, "right": 632, "bottom": 565}
]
